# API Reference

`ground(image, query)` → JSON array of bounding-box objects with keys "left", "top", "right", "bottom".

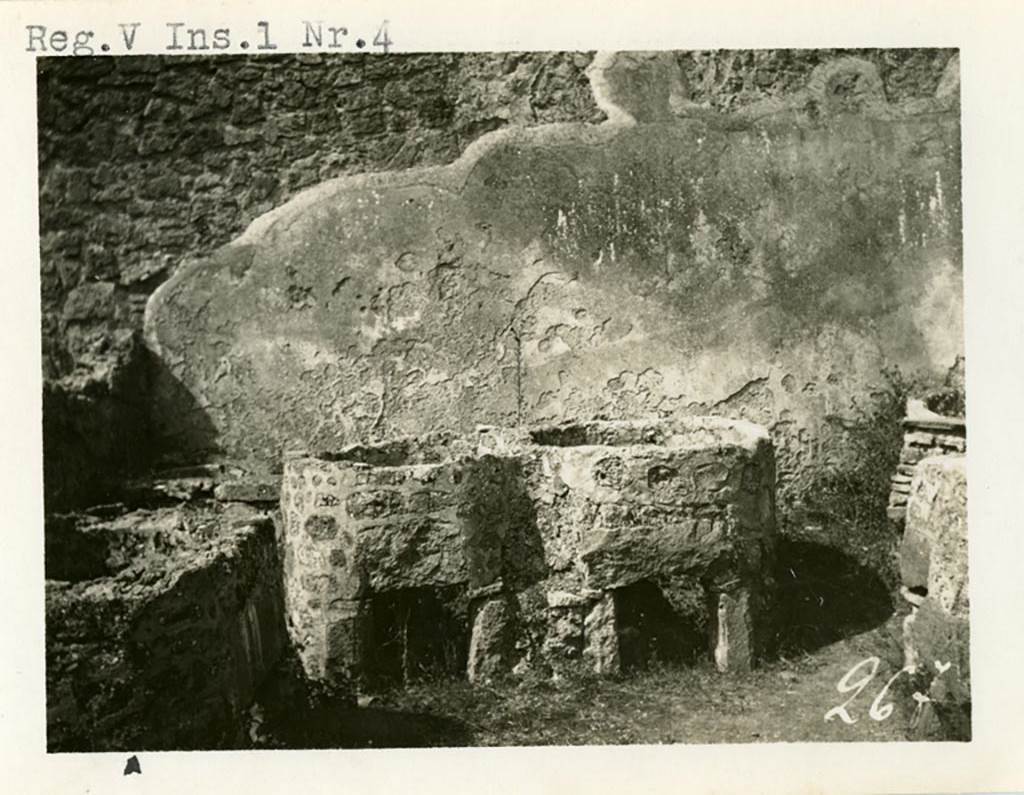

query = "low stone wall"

[
  {"left": 898, "top": 454, "right": 970, "bottom": 740},
  {"left": 281, "top": 417, "right": 776, "bottom": 688},
  {"left": 45, "top": 502, "right": 287, "bottom": 751}
]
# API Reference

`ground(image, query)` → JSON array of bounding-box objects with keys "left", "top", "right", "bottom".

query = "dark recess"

[
  {"left": 768, "top": 539, "right": 894, "bottom": 657},
  {"left": 614, "top": 580, "right": 706, "bottom": 671}
]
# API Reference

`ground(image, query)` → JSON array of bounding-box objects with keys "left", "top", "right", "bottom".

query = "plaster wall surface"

[
  {"left": 146, "top": 52, "right": 962, "bottom": 560},
  {"left": 38, "top": 51, "right": 600, "bottom": 510}
]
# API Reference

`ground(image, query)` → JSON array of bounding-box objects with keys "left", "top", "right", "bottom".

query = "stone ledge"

[{"left": 214, "top": 479, "right": 282, "bottom": 504}]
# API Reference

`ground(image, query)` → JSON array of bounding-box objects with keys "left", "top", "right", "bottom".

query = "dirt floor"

[
  {"left": 254, "top": 617, "right": 917, "bottom": 749},
  {"left": 380, "top": 624, "right": 908, "bottom": 746}
]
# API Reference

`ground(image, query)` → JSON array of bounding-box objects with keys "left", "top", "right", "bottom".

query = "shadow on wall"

[
  {"left": 42, "top": 336, "right": 150, "bottom": 512},
  {"left": 42, "top": 338, "right": 224, "bottom": 512},
  {"left": 768, "top": 539, "right": 894, "bottom": 657},
  {"left": 145, "top": 347, "right": 223, "bottom": 470}
]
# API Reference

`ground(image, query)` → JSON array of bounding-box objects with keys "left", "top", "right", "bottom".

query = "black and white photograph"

[
  {"left": 37, "top": 44, "right": 969, "bottom": 750},
  {"left": 5, "top": 1, "right": 1024, "bottom": 792}
]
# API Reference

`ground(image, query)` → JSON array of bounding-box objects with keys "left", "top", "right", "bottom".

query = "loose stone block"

[
  {"left": 713, "top": 589, "right": 754, "bottom": 673},
  {"left": 583, "top": 592, "right": 620, "bottom": 674},
  {"left": 467, "top": 594, "right": 520, "bottom": 683},
  {"left": 902, "top": 455, "right": 969, "bottom": 614},
  {"left": 943, "top": 437, "right": 966, "bottom": 453},
  {"left": 905, "top": 431, "right": 937, "bottom": 447},
  {"left": 214, "top": 478, "right": 281, "bottom": 504}
]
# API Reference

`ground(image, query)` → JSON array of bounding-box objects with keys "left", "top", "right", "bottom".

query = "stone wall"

[
  {"left": 38, "top": 52, "right": 601, "bottom": 380},
  {"left": 143, "top": 50, "right": 961, "bottom": 589},
  {"left": 40, "top": 50, "right": 960, "bottom": 587},
  {"left": 38, "top": 50, "right": 954, "bottom": 384},
  {"left": 38, "top": 51, "right": 601, "bottom": 509},
  {"left": 45, "top": 503, "right": 287, "bottom": 751}
]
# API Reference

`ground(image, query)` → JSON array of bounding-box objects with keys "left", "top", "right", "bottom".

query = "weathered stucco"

[
  {"left": 38, "top": 51, "right": 601, "bottom": 511},
  {"left": 145, "top": 52, "right": 962, "bottom": 553}
]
